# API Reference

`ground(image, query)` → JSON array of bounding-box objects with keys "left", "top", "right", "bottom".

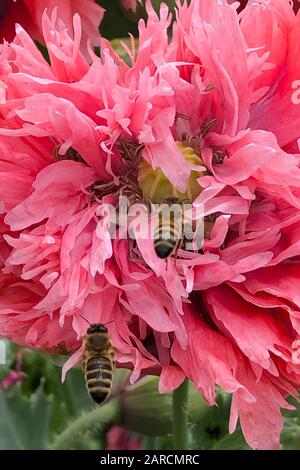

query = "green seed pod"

[
  {"left": 120, "top": 375, "right": 207, "bottom": 436},
  {"left": 138, "top": 142, "right": 205, "bottom": 203}
]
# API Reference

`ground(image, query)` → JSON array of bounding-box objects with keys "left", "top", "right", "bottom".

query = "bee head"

[{"left": 87, "top": 324, "right": 108, "bottom": 334}]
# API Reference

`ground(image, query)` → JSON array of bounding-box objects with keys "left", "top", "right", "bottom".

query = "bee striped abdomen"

[
  {"left": 85, "top": 356, "right": 113, "bottom": 404},
  {"left": 154, "top": 211, "right": 182, "bottom": 259}
]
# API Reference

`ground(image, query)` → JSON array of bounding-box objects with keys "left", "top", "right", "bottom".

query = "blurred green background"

[
  {"left": 1, "top": 0, "right": 300, "bottom": 451},
  {"left": 1, "top": 340, "right": 300, "bottom": 450}
]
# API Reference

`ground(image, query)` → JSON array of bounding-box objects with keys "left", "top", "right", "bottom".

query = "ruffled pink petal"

[
  {"left": 171, "top": 304, "right": 254, "bottom": 405},
  {"left": 159, "top": 365, "right": 185, "bottom": 393},
  {"left": 249, "top": 13, "right": 300, "bottom": 149},
  {"left": 230, "top": 361, "right": 294, "bottom": 450},
  {"left": 5, "top": 161, "right": 95, "bottom": 231}
]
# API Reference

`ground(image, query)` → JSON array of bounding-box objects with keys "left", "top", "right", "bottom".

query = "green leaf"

[
  {"left": 281, "top": 417, "right": 300, "bottom": 450},
  {"left": 210, "top": 428, "right": 250, "bottom": 450},
  {"left": 0, "top": 382, "right": 52, "bottom": 450},
  {"left": 118, "top": 0, "right": 177, "bottom": 23},
  {"left": 42, "top": 362, "right": 94, "bottom": 439},
  {"left": 97, "top": 0, "right": 138, "bottom": 39},
  {"left": 188, "top": 390, "right": 230, "bottom": 450}
]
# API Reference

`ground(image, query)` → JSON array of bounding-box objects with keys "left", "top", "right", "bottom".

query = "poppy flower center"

[{"left": 138, "top": 142, "right": 205, "bottom": 204}]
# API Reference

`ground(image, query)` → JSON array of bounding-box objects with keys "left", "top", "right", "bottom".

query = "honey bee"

[
  {"left": 154, "top": 197, "right": 184, "bottom": 259},
  {"left": 81, "top": 317, "right": 115, "bottom": 404}
]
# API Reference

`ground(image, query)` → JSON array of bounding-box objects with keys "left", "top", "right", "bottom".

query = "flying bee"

[
  {"left": 154, "top": 197, "right": 184, "bottom": 259},
  {"left": 81, "top": 316, "right": 115, "bottom": 404}
]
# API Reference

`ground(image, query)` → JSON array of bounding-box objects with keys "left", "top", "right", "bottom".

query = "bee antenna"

[
  {"left": 79, "top": 314, "right": 92, "bottom": 326},
  {"left": 104, "top": 320, "right": 114, "bottom": 326}
]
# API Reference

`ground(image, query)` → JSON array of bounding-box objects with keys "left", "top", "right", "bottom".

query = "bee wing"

[
  {"left": 107, "top": 345, "right": 116, "bottom": 370},
  {"left": 81, "top": 349, "right": 88, "bottom": 372}
]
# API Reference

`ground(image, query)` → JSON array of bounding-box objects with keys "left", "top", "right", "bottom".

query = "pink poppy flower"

[
  {"left": 0, "top": 0, "right": 104, "bottom": 54},
  {"left": 1, "top": 0, "right": 300, "bottom": 450}
]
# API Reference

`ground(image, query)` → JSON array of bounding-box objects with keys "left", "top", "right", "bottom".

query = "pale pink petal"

[{"left": 159, "top": 365, "right": 185, "bottom": 393}]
